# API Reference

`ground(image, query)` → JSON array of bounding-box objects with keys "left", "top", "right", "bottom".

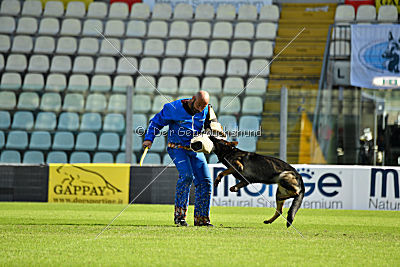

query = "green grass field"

[{"left": 0, "top": 202, "right": 399, "bottom": 266}]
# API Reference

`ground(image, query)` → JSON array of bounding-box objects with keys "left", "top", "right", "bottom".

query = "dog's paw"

[
  {"left": 229, "top": 186, "right": 238, "bottom": 192},
  {"left": 263, "top": 220, "right": 272, "bottom": 224}
]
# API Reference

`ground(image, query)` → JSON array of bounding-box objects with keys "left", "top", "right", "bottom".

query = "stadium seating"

[
  {"left": 93, "top": 152, "right": 114, "bottom": 163},
  {"left": 0, "top": 1, "right": 277, "bottom": 164},
  {"left": 23, "top": 151, "right": 44, "bottom": 164},
  {"left": 46, "top": 151, "right": 67, "bottom": 163},
  {"left": 43, "top": 76, "right": 64, "bottom": 92}
]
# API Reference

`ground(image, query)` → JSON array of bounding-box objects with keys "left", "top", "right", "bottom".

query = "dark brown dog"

[{"left": 206, "top": 136, "right": 305, "bottom": 227}]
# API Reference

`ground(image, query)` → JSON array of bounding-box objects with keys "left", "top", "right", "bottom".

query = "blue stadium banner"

[{"left": 351, "top": 24, "right": 400, "bottom": 89}]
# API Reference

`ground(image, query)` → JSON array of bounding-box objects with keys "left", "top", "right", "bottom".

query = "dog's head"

[{"left": 208, "top": 135, "right": 238, "bottom": 157}]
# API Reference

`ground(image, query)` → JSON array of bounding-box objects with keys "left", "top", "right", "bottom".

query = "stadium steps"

[{"left": 257, "top": 3, "right": 336, "bottom": 163}]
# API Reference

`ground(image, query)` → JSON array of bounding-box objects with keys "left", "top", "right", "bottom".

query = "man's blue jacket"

[{"left": 144, "top": 99, "right": 209, "bottom": 147}]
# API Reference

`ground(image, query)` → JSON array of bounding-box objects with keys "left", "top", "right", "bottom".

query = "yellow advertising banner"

[
  {"left": 376, "top": 0, "right": 400, "bottom": 13},
  {"left": 48, "top": 164, "right": 130, "bottom": 204}
]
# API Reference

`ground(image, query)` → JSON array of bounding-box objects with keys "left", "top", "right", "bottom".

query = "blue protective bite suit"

[{"left": 144, "top": 99, "right": 214, "bottom": 225}]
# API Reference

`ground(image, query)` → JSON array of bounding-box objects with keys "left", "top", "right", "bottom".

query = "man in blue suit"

[{"left": 143, "top": 91, "right": 219, "bottom": 227}]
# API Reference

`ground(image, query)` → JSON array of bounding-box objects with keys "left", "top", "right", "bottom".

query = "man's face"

[{"left": 190, "top": 97, "right": 208, "bottom": 114}]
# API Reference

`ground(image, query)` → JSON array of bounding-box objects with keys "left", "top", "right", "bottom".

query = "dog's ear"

[{"left": 228, "top": 141, "right": 238, "bottom": 147}]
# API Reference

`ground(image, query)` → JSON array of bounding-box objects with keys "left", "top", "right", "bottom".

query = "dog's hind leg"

[
  {"left": 214, "top": 167, "right": 235, "bottom": 187},
  {"left": 264, "top": 199, "right": 285, "bottom": 224},
  {"left": 229, "top": 181, "right": 249, "bottom": 192},
  {"left": 264, "top": 185, "right": 288, "bottom": 225}
]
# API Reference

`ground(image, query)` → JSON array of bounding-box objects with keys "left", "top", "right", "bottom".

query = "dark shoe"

[
  {"left": 174, "top": 218, "right": 188, "bottom": 227},
  {"left": 194, "top": 216, "right": 213, "bottom": 227},
  {"left": 174, "top": 206, "right": 188, "bottom": 227}
]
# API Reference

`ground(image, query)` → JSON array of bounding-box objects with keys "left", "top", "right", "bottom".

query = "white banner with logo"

[
  {"left": 143, "top": 0, "right": 272, "bottom": 11},
  {"left": 351, "top": 24, "right": 400, "bottom": 89},
  {"left": 210, "top": 164, "right": 400, "bottom": 211}
]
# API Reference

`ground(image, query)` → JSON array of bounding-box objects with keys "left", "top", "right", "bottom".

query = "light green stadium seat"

[
  {"left": 90, "top": 75, "right": 111, "bottom": 92},
  {"left": 1, "top": 150, "right": 21, "bottom": 163},
  {"left": 218, "top": 115, "right": 238, "bottom": 133},
  {"left": 62, "top": 93, "right": 84, "bottom": 112},
  {"left": 23, "top": 151, "right": 44, "bottom": 164},
  {"left": 80, "top": 113, "right": 101, "bottom": 131},
  {"left": 151, "top": 95, "right": 173, "bottom": 113},
  {"left": 52, "top": 131, "right": 74, "bottom": 150},
  {"left": 1, "top": 72, "right": 21, "bottom": 90},
  {"left": 46, "top": 151, "right": 67, "bottom": 163},
  {"left": 22, "top": 73, "right": 44, "bottom": 91},
  {"left": 45, "top": 74, "right": 66, "bottom": 92},
  {"left": 40, "top": 93, "right": 61, "bottom": 112},
  {"left": 201, "top": 77, "right": 222, "bottom": 94},
  {"left": 242, "top": 96, "right": 263, "bottom": 114},
  {"left": 98, "top": 132, "right": 120, "bottom": 151},
  {"left": 239, "top": 116, "right": 260, "bottom": 131},
  {"left": 132, "top": 114, "right": 147, "bottom": 131},
  {"left": 237, "top": 136, "right": 257, "bottom": 152},
  {"left": 121, "top": 134, "right": 142, "bottom": 152},
  {"left": 0, "top": 91, "right": 16, "bottom": 109},
  {"left": 245, "top": 78, "right": 266, "bottom": 96},
  {"left": 11, "top": 111, "right": 34, "bottom": 130},
  {"left": 70, "top": 152, "right": 91, "bottom": 163},
  {"left": 85, "top": 93, "right": 106, "bottom": 112},
  {"left": 135, "top": 76, "right": 155, "bottom": 94},
  {"left": 34, "top": 112, "right": 56, "bottom": 130},
  {"left": 75, "top": 132, "right": 97, "bottom": 151},
  {"left": 0, "top": 35, "right": 11, "bottom": 53},
  {"left": 103, "top": 113, "right": 125, "bottom": 132},
  {"left": 11, "top": 35, "right": 33, "bottom": 54},
  {"left": 22, "top": 1, "right": 42, "bottom": 17},
  {"left": 179, "top": 76, "right": 200, "bottom": 95},
  {"left": 142, "top": 152, "right": 161, "bottom": 165},
  {"left": 29, "top": 131, "right": 51, "bottom": 150},
  {"left": 6, "top": 130, "right": 28, "bottom": 150},
  {"left": 5, "top": 54, "right": 27, "bottom": 72},
  {"left": 93, "top": 152, "right": 114, "bottom": 163},
  {"left": 0, "top": 111, "right": 11, "bottom": 129},
  {"left": 107, "top": 94, "right": 126, "bottom": 113},
  {"left": 112, "top": 75, "right": 133, "bottom": 93},
  {"left": 219, "top": 96, "right": 241, "bottom": 114},
  {"left": 116, "top": 152, "right": 137, "bottom": 164},
  {"left": 223, "top": 77, "right": 244, "bottom": 95},
  {"left": 17, "top": 92, "right": 39, "bottom": 110},
  {"left": 57, "top": 112, "right": 79, "bottom": 131},
  {"left": 67, "top": 74, "right": 89, "bottom": 92}
]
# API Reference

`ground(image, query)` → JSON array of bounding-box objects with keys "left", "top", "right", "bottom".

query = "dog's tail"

[{"left": 286, "top": 178, "right": 305, "bottom": 228}]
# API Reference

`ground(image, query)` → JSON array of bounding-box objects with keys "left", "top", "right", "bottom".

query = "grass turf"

[{"left": 0, "top": 202, "right": 399, "bottom": 266}]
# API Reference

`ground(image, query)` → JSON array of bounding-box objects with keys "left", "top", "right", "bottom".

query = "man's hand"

[{"left": 143, "top": 140, "right": 152, "bottom": 149}]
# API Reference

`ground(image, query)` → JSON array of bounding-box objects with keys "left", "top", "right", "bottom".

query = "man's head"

[{"left": 189, "top": 91, "right": 209, "bottom": 114}]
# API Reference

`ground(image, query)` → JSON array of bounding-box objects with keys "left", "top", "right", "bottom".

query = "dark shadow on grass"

[{"left": 1, "top": 223, "right": 178, "bottom": 227}]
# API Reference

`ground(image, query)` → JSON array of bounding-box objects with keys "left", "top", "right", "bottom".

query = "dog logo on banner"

[{"left": 351, "top": 24, "right": 400, "bottom": 88}]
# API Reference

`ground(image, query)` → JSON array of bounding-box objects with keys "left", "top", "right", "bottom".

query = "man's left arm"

[{"left": 204, "top": 105, "right": 226, "bottom": 138}]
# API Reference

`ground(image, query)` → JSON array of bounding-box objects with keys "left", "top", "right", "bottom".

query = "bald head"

[{"left": 190, "top": 90, "right": 209, "bottom": 113}]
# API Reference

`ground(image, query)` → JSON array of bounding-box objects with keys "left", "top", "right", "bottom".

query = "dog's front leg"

[
  {"left": 229, "top": 180, "right": 248, "bottom": 192},
  {"left": 233, "top": 159, "right": 244, "bottom": 172},
  {"left": 215, "top": 167, "right": 235, "bottom": 187}
]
